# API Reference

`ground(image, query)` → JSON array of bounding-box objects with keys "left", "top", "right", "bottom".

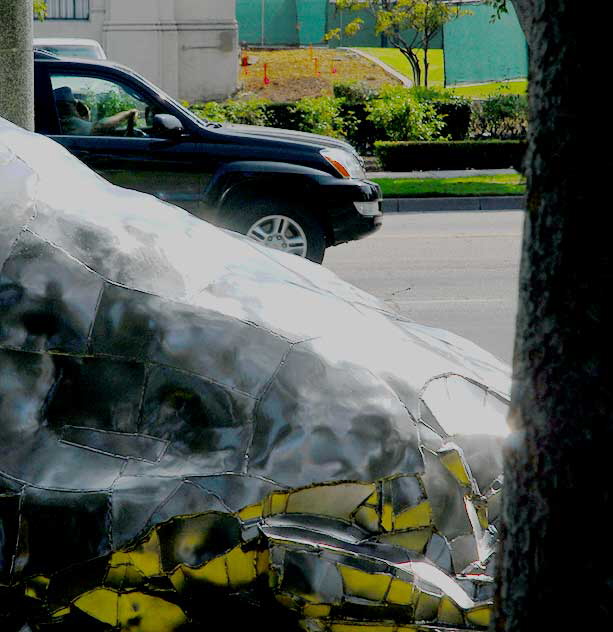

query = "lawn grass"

[
  {"left": 359, "top": 47, "right": 445, "bottom": 86},
  {"left": 372, "top": 174, "right": 525, "bottom": 197},
  {"left": 451, "top": 79, "right": 528, "bottom": 97},
  {"left": 358, "top": 48, "right": 527, "bottom": 98}
]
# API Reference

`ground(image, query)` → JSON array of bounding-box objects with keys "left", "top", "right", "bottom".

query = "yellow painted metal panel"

[
  {"left": 440, "top": 450, "right": 472, "bottom": 486},
  {"left": 354, "top": 505, "right": 380, "bottom": 532},
  {"left": 303, "top": 603, "right": 332, "bottom": 617},
  {"left": 24, "top": 575, "right": 49, "bottom": 600},
  {"left": 187, "top": 554, "right": 229, "bottom": 586},
  {"left": 467, "top": 604, "right": 492, "bottom": 627},
  {"left": 128, "top": 530, "right": 162, "bottom": 577},
  {"left": 386, "top": 578, "right": 415, "bottom": 605},
  {"left": 286, "top": 483, "right": 375, "bottom": 520},
  {"left": 339, "top": 566, "right": 391, "bottom": 602},
  {"left": 74, "top": 588, "right": 119, "bottom": 627},
  {"left": 117, "top": 592, "right": 187, "bottom": 632},
  {"left": 377, "top": 528, "right": 431, "bottom": 553},
  {"left": 238, "top": 503, "right": 262, "bottom": 521},
  {"left": 226, "top": 546, "right": 257, "bottom": 586},
  {"left": 264, "top": 491, "right": 289, "bottom": 515},
  {"left": 438, "top": 595, "right": 464, "bottom": 625},
  {"left": 394, "top": 501, "right": 432, "bottom": 530},
  {"left": 381, "top": 502, "right": 393, "bottom": 532}
]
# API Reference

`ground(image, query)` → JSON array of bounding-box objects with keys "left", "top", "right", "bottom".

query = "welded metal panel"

[{"left": 0, "top": 116, "right": 510, "bottom": 631}]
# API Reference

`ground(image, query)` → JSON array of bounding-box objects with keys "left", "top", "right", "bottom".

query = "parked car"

[
  {"left": 33, "top": 51, "right": 382, "bottom": 263},
  {"left": 1, "top": 114, "right": 509, "bottom": 631},
  {"left": 33, "top": 37, "right": 107, "bottom": 60}
]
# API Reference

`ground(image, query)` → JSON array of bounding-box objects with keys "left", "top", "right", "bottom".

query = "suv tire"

[{"left": 222, "top": 199, "right": 326, "bottom": 264}]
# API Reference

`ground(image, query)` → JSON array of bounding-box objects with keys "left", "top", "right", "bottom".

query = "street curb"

[{"left": 382, "top": 195, "right": 525, "bottom": 213}]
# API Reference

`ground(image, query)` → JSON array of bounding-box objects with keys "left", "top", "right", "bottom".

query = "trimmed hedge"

[{"left": 374, "top": 140, "right": 527, "bottom": 171}]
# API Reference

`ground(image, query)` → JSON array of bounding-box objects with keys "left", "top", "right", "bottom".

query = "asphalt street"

[{"left": 324, "top": 210, "right": 524, "bottom": 366}]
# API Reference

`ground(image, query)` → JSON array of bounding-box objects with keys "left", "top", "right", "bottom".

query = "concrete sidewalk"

[{"left": 365, "top": 168, "right": 524, "bottom": 213}]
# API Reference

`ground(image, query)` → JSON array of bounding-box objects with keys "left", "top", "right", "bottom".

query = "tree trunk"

[
  {"left": 0, "top": 0, "right": 34, "bottom": 130},
  {"left": 397, "top": 46, "right": 421, "bottom": 86},
  {"left": 496, "top": 1, "right": 613, "bottom": 630},
  {"left": 423, "top": 45, "right": 429, "bottom": 88}
]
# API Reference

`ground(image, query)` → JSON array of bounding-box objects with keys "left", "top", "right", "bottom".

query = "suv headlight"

[{"left": 321, "top": 148, "right": 365, "bottom": 179}]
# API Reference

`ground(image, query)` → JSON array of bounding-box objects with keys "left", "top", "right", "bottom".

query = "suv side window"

[{"left": 50, "top": 74, "right": 166, "bottom": 138}]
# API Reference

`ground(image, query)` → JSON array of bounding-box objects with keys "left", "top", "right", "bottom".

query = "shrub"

[
  {"left": 289, "top": 96, "right": 346, "bottom": 138},
  {"left": 333, "top": 81, "right": 378, "bottom": 103},
  {"left": 410, "top": 87, "right": 472, "bottom": 141},
  {"left": 432, "top": 99, "right": 472, "bottom": 140},
  {"left": 365, "top": 86, "right": 446, "bottom": 142},
  {"left": 331, "top": 81, "right": 378, "bottom": 153},
  {"left": 410, "top": 86, "right": 457, "bottom": 101},
  {"left": 190, "top": 99, "right": 270, "bottom": 126},
  {"left": 470, "top": 94, "right": 528, "bottom": 140},
  {"left": 190, "top": 98, "right": 347, "bottom": 139},
  {"left": 375, "top": 140, "right": 527, "bottom": 171},
  {"left": 262, "top": 102, "right": 299, "bottom": 129}
]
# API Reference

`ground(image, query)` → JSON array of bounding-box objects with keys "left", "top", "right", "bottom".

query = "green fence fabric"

[
  {"left": 443, "top": 2, "right": 527, "bottom": 85},
  {"left": 236, "top": 0, "right": 442, "bottom": 48},
  {"left": 297, "top": 0, "right": 329, "bottom": 45},
  {"left": 237, "top": 0, "right": 299, "bottom": 46}
]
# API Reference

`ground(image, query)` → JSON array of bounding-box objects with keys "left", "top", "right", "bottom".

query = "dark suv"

[{"left": 33, "top": 51, "right": 382, "bottom": 263}]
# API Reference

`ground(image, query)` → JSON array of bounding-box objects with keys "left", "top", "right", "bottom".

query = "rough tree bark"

[
  {"left": 0, "top": 0, "right": 34, "bottom": 130},
  {"left": 496, "top": 1, "right": 613, "bottom": 630}
]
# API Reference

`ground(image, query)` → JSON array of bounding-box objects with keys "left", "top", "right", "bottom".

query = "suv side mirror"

[{"left": 152, "top": 114, "right": 184, "bottom": 138}]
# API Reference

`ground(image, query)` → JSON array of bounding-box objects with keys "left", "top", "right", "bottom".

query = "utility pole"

[{"left": 0, "top": 0, "right": 34, "bottom": 130}]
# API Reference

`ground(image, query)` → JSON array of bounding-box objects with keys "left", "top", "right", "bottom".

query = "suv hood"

[{"left": 223, "top": 123, "right": 357, "bottom": 155}]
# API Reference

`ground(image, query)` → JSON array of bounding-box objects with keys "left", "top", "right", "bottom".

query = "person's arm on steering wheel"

[{"left": 92, "top": 109, "right": 138, "bottom": 134}]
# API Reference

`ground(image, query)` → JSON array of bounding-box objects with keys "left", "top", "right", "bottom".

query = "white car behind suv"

[{"left": 33, "top": 37, "right": 106, "bottom": 60}]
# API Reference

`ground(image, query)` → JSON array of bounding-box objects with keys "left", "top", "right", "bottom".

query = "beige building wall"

[{"left": 33, "top": 0, "right": 238, "bottom": 102}]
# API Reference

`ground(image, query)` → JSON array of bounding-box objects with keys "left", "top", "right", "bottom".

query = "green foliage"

[
  {"left": 327, "top": 0, "right": 470, "bottom": 86},
  {"left": 34, "top": 0, "right": 47, "bottom": 20},
  {"left": 483, "top": 0, "right": 509, "bottom": 21},
  {"left": 375, "top": 139, "right": 526, "bottom": 170},
  {"left": 410, "top": 88, "right": 472, "bottom": 140},
  {"left": 190, "top": 98, "right": 346, "bottom": 138},
  {"left": 289, "top": 97, "right": 346, "bottom": 138},
  {"left": 373, "top": 174, "right": 525, "bottom": 197},
  {"left": 332, "top": 81, "right": 378, "bottom": 103},
  {"left": 94, "top": 90, "right": 138, "bottom": 121},
  {"left": 187, "top": 86, "right": 452, "bottom": 151},
  {"left": 365, "top": 85, "right": 445, "bottom": 141},
  {"left": 190, "top": 99, "right": 271, "bottom": 126},
  {"left": 470, "top": 93, "right": 528, "bottom": 140},
  {"left": 410, "top": 85, "right": 456, "bottom": 101}
]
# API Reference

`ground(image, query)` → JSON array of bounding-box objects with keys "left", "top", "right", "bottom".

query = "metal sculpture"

[{"left": 0, "top": 117, "right": 510, "bottom": 631}]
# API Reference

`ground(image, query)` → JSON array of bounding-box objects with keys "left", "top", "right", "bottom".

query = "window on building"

[{"left": 46, "top": 0, "right": 90, "bottom": 20}]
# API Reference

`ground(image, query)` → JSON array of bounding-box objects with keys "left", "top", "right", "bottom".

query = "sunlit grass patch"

[{"left": 373, "top": 174, "right": 525, "bottom": 197}]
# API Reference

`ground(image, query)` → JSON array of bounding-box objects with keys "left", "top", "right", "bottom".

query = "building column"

[{"left": 0, "top": 0, "right": 34, "bottom": 130}]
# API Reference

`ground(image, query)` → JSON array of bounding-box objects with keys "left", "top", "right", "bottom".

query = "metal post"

[
  {"left": 261, "top": 0, "right": 265, "bottom": 47},
  {"left": 0, "top": 0, "right": 34, "bottom": 130}
]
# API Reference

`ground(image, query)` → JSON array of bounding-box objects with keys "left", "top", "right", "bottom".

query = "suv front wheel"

[{"left": 222, "top": 200, "right": 326, "bottom": 264}]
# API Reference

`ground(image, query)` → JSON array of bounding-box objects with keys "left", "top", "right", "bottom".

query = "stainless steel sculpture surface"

[{"left": 0, "top": 117, "right": 510, "bottom": 632}]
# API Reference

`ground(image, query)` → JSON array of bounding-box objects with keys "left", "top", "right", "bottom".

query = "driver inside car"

[{"left": 53, "top": 86, "right": 138, "bottom": 136}]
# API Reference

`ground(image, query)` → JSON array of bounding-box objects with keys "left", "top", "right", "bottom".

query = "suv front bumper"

[{"left": 323, "top": 179, "right": 383, "bottom": 245}]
